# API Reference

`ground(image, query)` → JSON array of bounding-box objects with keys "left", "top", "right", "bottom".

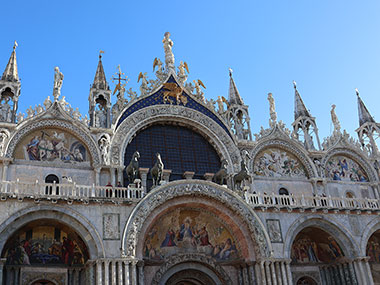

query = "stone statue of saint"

[
  {"left": 53, "top": 67, "right": 64, "bottom": 101},
  {"left": 330, "top": 104, "right": 341, "bottom": 133},
  {"left": 95, "top": 104, "right": 107, "bottom": 128},
  {"left": 99, "top": 136, "right": 110, "bottom": 164},
  {"left": 162, "top": 32, "right": 174, "bottom": 70}
]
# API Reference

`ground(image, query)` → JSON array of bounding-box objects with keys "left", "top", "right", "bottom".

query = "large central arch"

[{"left": 121, "top": 180, "right": 272, "bottom": 259}]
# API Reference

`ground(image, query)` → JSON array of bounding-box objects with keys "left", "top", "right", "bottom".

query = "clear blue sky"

[{"left": 1, "top": 0, "right": 380, "bottom": 141}]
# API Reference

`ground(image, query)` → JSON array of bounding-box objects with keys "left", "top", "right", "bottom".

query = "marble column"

[
  {"left": 94, "top": 167, "right": 101, "bottom": 186},
  {"left": 139, "top": 168, "right": 149, "bottom": 194},
  {"left": 110, "top": 168, "right": 116, "bottom": 188},
  {"left": 357, "top": 259, "right": 367, "bottom": 285},
  {"left": 270, "top": 262, "right": 277, "bottom": 285},
  {"left": 285, "top": 261, "right": 292, "bottom": 285},
  {"left": 265, "top": 261, "right": 272, "bottom": 285},
  {"left": 118, "top": 260, "right": 124, "bottom": 285},
  {"left": 111, "top": 260, "right": 116, "bottom": 285},
  {"left": 85, "top": 260, "right": 95, "bottom": 285},
  {"left": 364, "top": 258, "right": 374, "bottom": 285},
  {"left": 0, "top": 258, "right": 6, "bottom": 285},
  {"left": 280, "top": 261, "right": 287, "bottom": 285},
  {"left": 138, "top": 261, "right": 144, "bottom": 285},
  {"left": 104, "top": 260, "right": 110, "bottom": 285},
  {"left": 248, "top": 263, "right": 256, "bottom": 285},
  {"left": 242, "top": 264, "right": 249, "bottom": 284},
  {"left": 124, "top": 261, "right": 130, "bottom": 285},
  {"left": 96, "top": 260, "right": 103, "bottom": 285},
  {"left": 131, "top": 261, "right": 137, "bottom": 285},
  {"left": 274, "top": 262, "right": 282, "bottom": 285},
  {"left": 2, "top": 160, "right": 9, "bottom": 182},
  {"left": 260, "top": 261, "right": 267, "bottom": 285}
]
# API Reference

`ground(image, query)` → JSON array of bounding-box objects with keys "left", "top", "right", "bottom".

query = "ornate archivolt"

[
  {"left": 121, "top": 180, "right": 272, "bottom": 259},
  {"left": 111, "top": 105, "right": 240, "bottom": 173},
  {"left": 322, "top": 148, "right": 377, "bottom": 182},
  {"left": 250, "top": 138, "right": 316, "bottom": 179},
  {"left": 5, "top": 118, "right": 101, "bottom": 166}
]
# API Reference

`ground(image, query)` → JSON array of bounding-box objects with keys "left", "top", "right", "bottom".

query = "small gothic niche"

[
  {"left": 227, "top": 108, "right": 251, "bottom": 140},
  {"left": 0, "top": 87, "right": 15, "bottom": 123}
]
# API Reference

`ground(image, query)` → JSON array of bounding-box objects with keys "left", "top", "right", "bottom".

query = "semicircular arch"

[
  {"left": 283, "top": 215, "right": 360, "bottom": 259},
  {"left": 360, "top": 217, "right": 380, "bottom": 256},
  {"left": 250, "top": 138, "right": 317, "bottom": 178},
  {"left": 5, "top": 118, "right": 101, "bottom": 165},
  {"left": 121, "top": 180, "right": 272, "bottom": 259},
  {"left": 152, "top": 253, "right": 233, "bottom": 285},
  {"left": 0, "top": 205, "right": 105, "bottom": 260},
  {"left": 322, "top": 147, "right": 377, "bottom": 182},
  {"left": 111, "top": 105, "right": 240, "bottom": 173}
]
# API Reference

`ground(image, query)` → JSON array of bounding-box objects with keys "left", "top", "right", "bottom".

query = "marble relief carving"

[
  {"left": 103, "top": 213, "right": 120, "bottom": 240},
  {"left": 253, "top": 148, "right": 307, "bottom": 178}
]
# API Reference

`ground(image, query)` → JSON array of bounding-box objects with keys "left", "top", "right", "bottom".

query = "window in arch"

[
  {"left": 124, "top": 124, "right": 221, "bottom": 186},
  {"left": 297, "top": 276, "right": 317, "bottom": 285},
  {"left": 45, "top": 174, "right": 59, "bottom": 195},
  {"left": 279, "top": 188, "right": 289, "bottom": 195}
]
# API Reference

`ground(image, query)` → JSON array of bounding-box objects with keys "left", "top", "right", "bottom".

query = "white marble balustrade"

[
  {"left": 0, "top": 179, "right": 144, "bottom": 202},
  {"left": 245, "top": 192, "right": 380, "bottom": 212}
]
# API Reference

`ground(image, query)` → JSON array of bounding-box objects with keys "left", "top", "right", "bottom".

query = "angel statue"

[
  {"left": 330, "top": 104, "right": 341, "bottom": 133},
  {"left": 193, "top": 79, "right": 206, "bottom": 102},
  {"left": 138, "top": 72, "right": 150, "bottom": 96},
  {"left": 177, "top": 61, "right": 189, "bottom": 83},
  {"left": 53, "top": 67, "right": 64, "bottom": 101},
  {"left": 163, "top": 32, "right": 174, "bottom": 70}
]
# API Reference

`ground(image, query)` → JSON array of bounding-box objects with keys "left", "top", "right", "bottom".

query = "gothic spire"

[
  {"left": 228, "top": 68, "right": 244, "bottom": 105},
  {"left": 92, "top": 51, "right": 109, "bottom": 90},
  {"left": 293, "top": 81, "right": 311, "bottom": 120},
  {"left": 2, "top": 41, "right": 19, "bottom": 82},
  {"left": 356, "top": 88, "right": 375, "bottom": 126}
]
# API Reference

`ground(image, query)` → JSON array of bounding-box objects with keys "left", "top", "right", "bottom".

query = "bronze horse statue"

[
  {"left": 150, "top": 153, "right": 164, "bottom": 186},
  {"left": 233, "top": 151, "right": 252, "bottom": 191},
  {"left": 213, "top": 159, "right": 228, "bottom": 185},
  {"left": 126, "top": 151, "right": 140, "bottom": 184}
]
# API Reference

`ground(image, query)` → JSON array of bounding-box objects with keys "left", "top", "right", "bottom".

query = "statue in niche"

[
  {"left": 95, "top": 104, "right": 107, "bottom": 128},
  {"left": 99, "top": 136, "right": 110, "bottom": 165},
  {"left": 304, "top": 132, "right": 315, "bottom": 150},
  {"left": 53, "top": 66, "right": 64, "bottom": 101},
  {"left": 0, "top": 131, "right": 8, "bottom": 156},
  {"left": 330, "top": 104, "right": 341, "bottom": 133},
  {"left": 126, "top": 151, "right": 140, "bottom": 184},
  {"left": 150, "top": 153, "right": 164, "bottom": 186},
  {"left": 0, "top": 97, "right": 12, "bottom": 122},
  {"left": 162, "top": 32, "right": 174, "bottom": 69}
]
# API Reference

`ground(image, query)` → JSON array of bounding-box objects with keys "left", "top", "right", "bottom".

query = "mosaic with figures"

[
  {"left": 325, "top": 155, "right": 368, "bottom": 182},
  {"left": 144, "top": 208, "right": 239, "bottom": 261},
  {"left": 2, "top": 221, "right": 88, "bottom": 266},
  {"left": 367, "top": 231, "right": 380, "bottom": 263},
  {"left": 253, "top": 148, "right": 307, "bottom": 178},
  {"left": 14, "top": 128, "right": 90, "bottom": 164},
  {"left": 291, "top": 227, "right": 344, "bottom": 264}
]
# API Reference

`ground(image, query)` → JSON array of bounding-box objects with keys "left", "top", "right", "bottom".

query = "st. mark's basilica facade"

[{"left": 0, "top": 33, "right": 380, "bottom": 285}]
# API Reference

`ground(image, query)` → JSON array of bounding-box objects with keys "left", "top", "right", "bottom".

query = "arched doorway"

[
  {"left": 31, "top": 280, "right": 56, "bottom": 285},
  {"left": 296, "top": 276, "right": 317, "bottom": 285},
  {"left": 1, "top": 219, "right": 89, "bottom": 284},
  {"left": 45, "top": 174, "right": 59, "bottom": 195},
  {"left": 366, "top": 229, "right": 380, "bottom": 283},
  {"left": 166, "top": 269, "right": 216, "bottom": 285}
]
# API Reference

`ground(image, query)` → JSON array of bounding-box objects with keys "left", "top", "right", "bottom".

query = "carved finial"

[
  {"left": 13, "top": 41, "right": 18, "bottom": 51},
  {"left": 293, "top": 80, "right": 297, "bottom": 89},
  {"left": 99, "top": 50, "right": 105, "bottom": 59},
  {"left": 355, "top": 88, "right": 360, "bottom": 97},
  {"left": 229, "top": 68, "right": 233, "bottom": 77}
]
